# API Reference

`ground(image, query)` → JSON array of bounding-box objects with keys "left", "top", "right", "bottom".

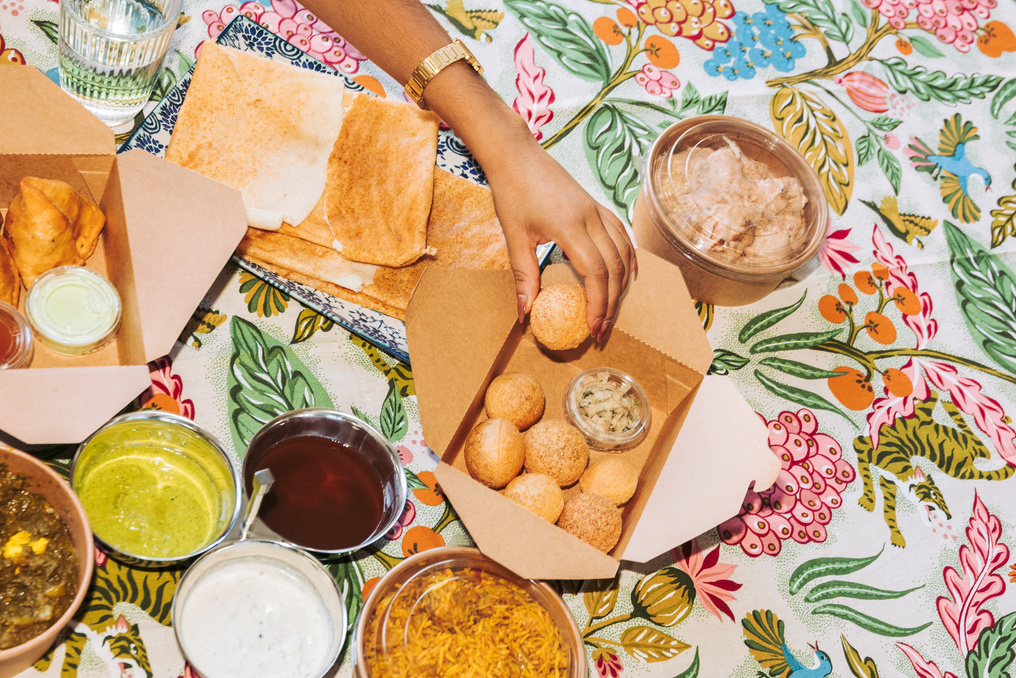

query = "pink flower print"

[
  {"left": 385, "top": 500, "right": 416, "bottom": 540},
  {"left": 718, "top": 409, "right": 854, "bottom": 557},
  {"left": 835, "top": 71, "right": 890, "bottom": 113},
  {"left": 593, "top": 649, "right": 624, "bottom": 678},
  {"left": 634, "top": 63, "right": 680, "bottom": 98},
  {"left": 673, "top": 540, "right": 742, "bottom": 621},
  {"left": 395, "top": 445, "right": 413, "bottom": 465},
  {"left": 141, "top": 357, "right": 195, "bottom": 419},
  {"left": 818, "top": 228, "right": 861, "bottom": 280},
  {"left": 884, "top": 133, "right": 901, "bottom": 150},
  {"left": 512, "top": 33, "right": 556, "bottom": 141},
  {"left": 94, "top": 545, "right": 108, "bottom": 567},
  {"left": 258, "top": 0, "right": 365, "bottom": 73}
]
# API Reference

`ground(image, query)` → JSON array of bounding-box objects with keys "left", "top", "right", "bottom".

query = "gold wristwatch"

[{"left": 405, "top": 39, "right": 483, "bottom": 110}]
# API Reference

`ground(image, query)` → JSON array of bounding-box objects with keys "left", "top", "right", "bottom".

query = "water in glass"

[{"left": 58, "top": 0, "right": 180, "bottom": 127}]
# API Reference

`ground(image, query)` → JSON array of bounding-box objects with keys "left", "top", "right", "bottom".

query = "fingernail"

[
  {"left": 517, "top": 295, "right": 528, "bottom": 324},
  {"left": 597, "top": 321, "right": 611, "bottom": 344},
  {"left": 591, "top": 316, "right": 603, "bottom": 339}
]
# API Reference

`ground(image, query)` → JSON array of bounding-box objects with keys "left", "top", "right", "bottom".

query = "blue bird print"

[
  {"left": 906, "top": 113, "right": 991, "bottom": 224},
  {"left": 742, "top": 609, "right": 833, "bottom": 678}
]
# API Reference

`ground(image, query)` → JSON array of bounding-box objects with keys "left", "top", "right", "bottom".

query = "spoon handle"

[{"left": 240, "top": 468, "right": 275, "bottom": 541}]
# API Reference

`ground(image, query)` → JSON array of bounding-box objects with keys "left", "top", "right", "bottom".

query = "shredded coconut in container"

[{"left": 576, "top": 372, "right": 640, "bottom": 435}]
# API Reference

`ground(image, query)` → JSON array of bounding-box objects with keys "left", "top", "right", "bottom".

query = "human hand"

[{"left": 483, "top": 132, "right": 637, "bottom": 343}]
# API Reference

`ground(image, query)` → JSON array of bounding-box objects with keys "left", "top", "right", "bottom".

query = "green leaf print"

[
  {"left": 31, "top": 19, "right": 59, "bottom": 45},
  {"left": 880, "top": 58, "right": 1002, "bottom": 104},
  {"left": 856, "top": 133, "right": 876, "bottom": 166},
  {"left": 788, "top": 547, "right": 883, "bottom": 594},
  {"left": 802, "top": 580, "right": 923, "bottom": 602},
  {"left": 327, "top": 556, "right": 366, "bottom": 638},
  {"left": 754, "top": 370, "right": 853, "bottom": 424},
  {"left": 228, "top": 317, "right": 334, "bottom": 452},
  {"left": 292, "top": 308, "right": 335, "bottom": 343},
  {"left": 907, "top": 33, "right": 945, "bottom": 58},
  {"left": 943, "top": 221, "right": 1016, "bottom": 375},
  {"left": 708, "top": 349, "right": 750, "bottom": 375},
  {"left": 990, "top": 78, "right": 1016, "bottom": 118},
  {"left": 585, "top": 103, "right": 655, "bottom": 222},
  {"left": 674, "top": 647, "right": 700, "bottom": 678},
  {"left": 758, "top": 357, "right": 843, "bottom": 380},
  {"left": 379, "top": 378, "right": 408, "bottom": 442},
  {"left": 404, "top": 468, "right": 428, "bottom": 491},
  {"left": 738, "top": 291, "right": 807, "bottom": 342},
  {"left": 869, "top": 116, "right": 902, "bottom": 132},
  {"left": 749, "top": 329, "right": 841, "bottom": 354},
  {"left": 877, "top": 147, "right": 901, "bottom": 195},
  {"left": 504, "top": 0, "right": 611, "bottom": 84},
  {"left": 848, "top": 0, "right": 868, "bottom": 28},
  {"left": 698, "top": 92, "right": 728, "bottom": 115},
  {"left": 966, "top": 610, "right": 1016, "bottom": 677},
  {"left": 811, "top": 603, "right": 931, "bottom": 636},
  {"left": 762, "top": 0, "right": 853, "bottom": 44}
]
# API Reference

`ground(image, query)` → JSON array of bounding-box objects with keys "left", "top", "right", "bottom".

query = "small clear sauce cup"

[
  {"left": 564, "top": 367, "right": 651, "bottom": 451},
  {"left": 0, "top": 301, "right": 34, "bottom": 369},
  {"left": 25, "top": 266, "right": 121, "bottom": 356}
]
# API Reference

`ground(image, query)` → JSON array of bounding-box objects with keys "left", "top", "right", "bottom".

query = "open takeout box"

[
  {"left": 407, "top": 250, "right": 782, "bottom": 580},
  {"left": 0, "top": 67, "right": 247, "bottom": 445}
]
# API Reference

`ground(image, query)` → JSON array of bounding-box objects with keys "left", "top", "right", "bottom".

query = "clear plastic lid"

[
  {"left": 359, "top": 549, "right": 581, "bottom": 677},
  {"left": 25, "top": 266, "right": 122, "bottom": 356},
  {"left": 645, "top": 117, "right": 827, "bottom": 275},
  {"left": 0, "top": 301, "right": 34, "bottom": 369},
  {"left": 564, "top": 367, "right": 650, "bottom": 451}
]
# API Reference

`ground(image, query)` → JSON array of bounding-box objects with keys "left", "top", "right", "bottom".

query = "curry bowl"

[
  {"left": 354, "top": 546, "right": 587, "bottom": 678},
  {"left": 70, "top": 411, "right": 240, "bottom": 567},
  {"left": 0, "top": 445, "right": 94, "bottom": 678},
  {"left": 241, "top": 408, "right": 407, "bottom": 556}
]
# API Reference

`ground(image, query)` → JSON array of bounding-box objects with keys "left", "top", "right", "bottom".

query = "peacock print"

[
  {"left": 427, "top": 0, "right": 504, "bottom": 42},
  {"left": 906, "top": 113, "right": 991, "bottom": 224},
  {"left": 742, "top": 609, "right": 833, "bottom": 677},
  {"left": 860, "top": 195, "right": 938, "bottom": 249}
]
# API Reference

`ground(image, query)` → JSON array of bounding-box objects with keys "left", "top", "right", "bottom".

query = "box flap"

[
  {"left": 434, "top": 463, "right": 621, "bottom": 580},
  {"left": 620, "top": 374, "right": 780, "bottom": 563},
  {"left": 0, "top": 67, "right": 113, "bottom": 156},
  {"left": 114, "top": 150, "right": 247, "bottom": 361},
  {"left": 0, "top": 366, "right": 151, "bottom": 444},
  {"left": 405, "top": 267, "right": 518, "bottom": 455}
]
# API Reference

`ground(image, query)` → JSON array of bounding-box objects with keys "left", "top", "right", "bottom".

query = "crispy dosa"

[
  {"left": 0, "top": 233, "right": 19, "bottom": 307},
  {"left": 2, "top": 177, "right": 105, "bottom": 286},
  {"left": 322, "top": 95, "right": 440, "bottom": 267},
  {"left": 165, "top": 42, "right": 347, "bottom": 230},
  {"left": 249, "top": 169, "right": 510, "bottom": 320}
]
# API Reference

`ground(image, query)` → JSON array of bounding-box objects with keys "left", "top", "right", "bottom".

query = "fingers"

[{"left": 501, "top": 225, "right": 542, "bottom": 324}]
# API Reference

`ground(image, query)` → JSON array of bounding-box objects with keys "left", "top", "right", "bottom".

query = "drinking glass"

[{"left": 58, "top": 0, "right": 181, "bottom": 128}]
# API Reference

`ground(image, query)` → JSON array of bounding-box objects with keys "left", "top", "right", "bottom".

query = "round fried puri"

[
  {"left": 580, "top": 458, "right": 638, "bottom": 506},
  {"left": 503, "top": 473, "right": 564, "bottom": 523},
  {"left": 557, "top": 492, "right": 622, "bottom": 553},
  {"left": 530, "top": 283, "right": 589, "bottom": 351},
  {"left": 464, "top": 419, "right": 525, "bottom": 489},
  {"left": 524, "top": 419, "right": 589, "bottom": 487},
  {"left": 485, "top": 372, "right": 545, "bottom": 431}
]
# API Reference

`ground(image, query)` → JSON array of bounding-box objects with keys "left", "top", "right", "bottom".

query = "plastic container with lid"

[
  {"left": 632, "top": 115, "right": 829, "bottom": 306},
  {"left": 24, "top": 266, "right": 121, "bottom": 356},
  {"left": 355, "top": 546, "right": 586, "bottom": 678},
  {"left": 564, "top": 367, "right": 651, "bottom": 451},
  {"left": 0, "top": 301, "right": 34, "bottom": 369}
]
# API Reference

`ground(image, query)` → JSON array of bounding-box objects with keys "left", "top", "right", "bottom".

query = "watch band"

[{"left": 405, "top": 39, "right": 483, "bottom": 110}]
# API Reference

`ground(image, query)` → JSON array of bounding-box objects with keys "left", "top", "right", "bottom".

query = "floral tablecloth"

[{"left": 3, "top": 0, "right": 1016, "bottom": 675}]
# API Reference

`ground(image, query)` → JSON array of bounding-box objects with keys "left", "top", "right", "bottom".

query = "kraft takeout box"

[
  {"left": 0, "top": 67, "right": 246, "bottom": 445},
  {"left": 407, "top": 249, "right": 782, "bottom": 580}
]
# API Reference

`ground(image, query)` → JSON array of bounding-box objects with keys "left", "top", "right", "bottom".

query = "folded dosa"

[
  {"left": 250, "top": 169, "right": 510, "bottom": 320},
  {"left": 237, "top": 229, "right": 377, "bottom": 293},
  {"left": 165, "top": 42, "right": 347, "bottom": 230},
  {"left": 323, "top": 95, "right": 440, "bottom": 267}
]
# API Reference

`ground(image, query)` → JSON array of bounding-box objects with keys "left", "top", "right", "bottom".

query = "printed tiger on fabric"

[{"left": 854, "top": 390, "right": 1014, "bottom": 548}]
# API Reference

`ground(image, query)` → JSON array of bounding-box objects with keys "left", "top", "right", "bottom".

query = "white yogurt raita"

[{"left": 178, "top": 556, "right": 335, "bottom": 678}]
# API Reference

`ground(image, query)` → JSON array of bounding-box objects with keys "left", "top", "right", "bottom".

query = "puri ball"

[
  {"left": 557, "top": 493, "right": 622, "bottom": 553},
  {"left": 503, "top": 473, "right": 564, "bottom": 523},
  {"left": 530, "top": 283, "right": 589, "bottom": 351},
  {"left": 464, "top": 419, "right": 526, "bottom": 489},
  {"left": 524, "top": 419, "right": 589, "bottom": 487},
  {"left": 580, "top": 458, "right": 639, "bottom": 506},
  {"left": 485, "top": 372, "right": 545, "bottom": 431}
]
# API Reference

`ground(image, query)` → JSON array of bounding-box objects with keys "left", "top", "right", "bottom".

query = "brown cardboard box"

[
  {"left": 0, "top": 68, "right": 246, "bottom": 445},
  {"left": 406, "top": 250, "right": 781, "bottom": 580}
]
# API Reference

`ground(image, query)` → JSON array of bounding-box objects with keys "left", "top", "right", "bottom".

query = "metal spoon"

[{"left": 240, "top": 468, "right": 275, "bottom": 541}]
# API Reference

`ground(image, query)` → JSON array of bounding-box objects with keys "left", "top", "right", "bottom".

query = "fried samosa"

[
  {"left": 2, "top": 177, "right": 105, "bottom": 286},
  {"left": 0, "top": 223, "right": 20, "bottom": 307}
]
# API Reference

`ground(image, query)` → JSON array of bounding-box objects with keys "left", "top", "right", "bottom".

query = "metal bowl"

[
  {"left": 0, "top": 445, "right": 94, "bottom": 678},
  {"left": 354, "top": 546, "right": 587, "bottom": 678},
  {"left": 70, "top": 411, "right": 240, "bottom": 567},
  {"left": 241, "top": 408, "right": 407, "bottom": 556},
  {"left": 173, "top": 539, "right": 346, "bottom": 678}
]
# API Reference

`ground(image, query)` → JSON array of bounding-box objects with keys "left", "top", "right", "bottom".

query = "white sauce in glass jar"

[{"left": 178, "top": 556, "right": 335, "bottom": 678}]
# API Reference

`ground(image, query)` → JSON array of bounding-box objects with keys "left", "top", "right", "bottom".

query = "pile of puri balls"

[{"left": 464, "top": 369, "right": 639, "bottom": 555}]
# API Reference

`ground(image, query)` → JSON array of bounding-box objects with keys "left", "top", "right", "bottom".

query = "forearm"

[{"left": 299, "top": 0, "right": 536, "bottom": 171}]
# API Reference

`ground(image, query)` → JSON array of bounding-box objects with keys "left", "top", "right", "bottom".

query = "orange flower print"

[
  {"left": 819, "top": 295, "right": 847, "bottom": 323},
  {"left": 828, "top": 367, "right": 875, "bottom": 410},
  {"left": 141, "top": 357, "right": 195, "bottom": 419},
  {"left": 401, "top": 526, "right": 444, "bottom": 557},
  {"left": 594, "top": 16, "right": 625, "bottom": 45},
  {"left": 854, "top": 270, "right": 879, "bottom": 294},
  {"left": 882, "top": 368, "right": 913, "bottom": 397},
  {"left": 645, "top": 34, "right": 681, "bottom": 68},
  {"left": 978, "top": 21, "right": 1016, "bottom": 57},
  {"left": 864, "top": 311, "right": 897, "bottom": 345}
]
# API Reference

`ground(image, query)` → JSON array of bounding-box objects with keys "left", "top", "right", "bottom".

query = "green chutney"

[{"left": 74, "top": 419, "right": 236, "bottom": 559}]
